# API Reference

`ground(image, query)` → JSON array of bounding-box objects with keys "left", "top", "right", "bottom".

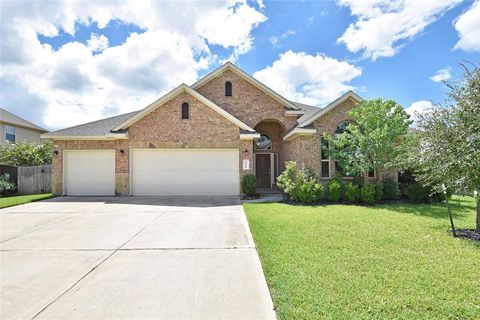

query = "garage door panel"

[
  {"left": 64, "top": 151, "right": 115, "bottom": 196},
  {"left": 131, "top": 149, "right": 239, "bottom": 196}
]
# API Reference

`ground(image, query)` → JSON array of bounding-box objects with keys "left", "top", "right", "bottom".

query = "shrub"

[
  {"left": 344, "top": 182, "right": 360, "bottom": 203},
  {"left": 361, "top": 183, "right": 377, "bottom": 204},
  {"left": 0, "top": 174, "right": 16, "bottom": 195},
  {"left": 298, "top": 178, "right": 324, "bottom": 204},
  {"left": 0, "top": 141, "right": 53, "bottom": 166},
  {"left": 406, "top": 182, "right": 429, "bottom": 203},
  {"left": 277, "top": 161, "right": 301, "bottom": 201},
  {"left": 352, "top": 175, "right": 364, "bottom": 187},
  {"left": 382, "top": 177, "right": 400, "bottom": 200},
  {"left": 277, "top": 161, "right": 323, "bottom": 204},
  {"left": 375, "top": 183, "right": 383, "bottom": 202},
  {"left": 327, "top": 178, "right": 343, "bottom": 202},
  {"left": 241, "top": 174, "right": 257, "bottom": 196}
]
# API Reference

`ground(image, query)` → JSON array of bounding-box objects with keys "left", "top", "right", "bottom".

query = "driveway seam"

[
  {"left": 31, "top": 210, "right": 167, "bottom": 319},
  {"left": 0, "top": 214, "right": 81, "bottom": 244}
]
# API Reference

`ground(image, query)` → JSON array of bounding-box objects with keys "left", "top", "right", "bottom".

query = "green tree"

[
  {"left": 324, "top": 99, "right": 412, "bottom": 183},
  {"left": 0, "top": 141, "right": 53, "bottom": 166},
  {"left": 402, "top": 63, "right": 480, "bottom": 232}
]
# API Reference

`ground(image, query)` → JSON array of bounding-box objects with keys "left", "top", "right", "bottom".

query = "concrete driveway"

[{"left": 0, "top": 197, "right": 275, "bottom": 320}]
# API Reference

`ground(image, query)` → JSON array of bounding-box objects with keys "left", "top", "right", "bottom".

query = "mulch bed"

[{"left": 455, "top": 229, "right": 480, "bottom": 241}]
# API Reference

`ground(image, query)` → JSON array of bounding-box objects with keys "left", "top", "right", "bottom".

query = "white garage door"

[
  {"left": 131, "top": 149, "right": 239, "bottom": 196},
  {"left": 64, "top": 150, "right": 115, "bottom": 196}
]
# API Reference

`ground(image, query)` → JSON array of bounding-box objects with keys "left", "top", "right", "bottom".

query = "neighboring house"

[
  {"left": 42, "top": 62, "right": 396, "bottom": 196},
  {"left": 0, "top": 108, "right": 47, "bottom": 144}
]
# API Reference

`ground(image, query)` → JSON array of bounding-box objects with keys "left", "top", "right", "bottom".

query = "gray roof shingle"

[
  {"left": 44, "top": 111, "right": 139, "bottom": 137},
  {"left": 0, "top": 108, "right": 47, "bottom": 132},
  {"left": 291, "top": 101, "right": 323, "bottom": 126}
]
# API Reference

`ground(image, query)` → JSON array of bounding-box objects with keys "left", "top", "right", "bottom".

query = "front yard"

[{"left": 244, "top": 196, "right": 480, "bottom": 319}]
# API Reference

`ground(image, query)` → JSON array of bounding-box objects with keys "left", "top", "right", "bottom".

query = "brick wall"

[
  {"left": 51, "top": 139, "right": 129, "bottom": 195},
  {"left": 195, "top": 69, "right": 298, "bottom": 130},
  {"left": 129, "top": 92, "right": 239, "bottom": 148},
  {"left": 52, "top": 91, "right": 251, "bottom": 195}
]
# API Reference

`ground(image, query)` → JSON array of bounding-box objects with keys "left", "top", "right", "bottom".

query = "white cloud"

[
  {"left": 253, "top": 51, "right": 362, "bottom": 106},
  {"left": 405, "top": 100, "right": 433, "bottom": 125},
  {"left": 453, "top": 0, "right": 480, "bottom": 52},
  {"left": 0, "top": 0, "right": 266, "bottom": 130},
  {"left": 87, "top": 33, "right": 109, "bottom": 53},
  {"left": 337, "top": 0, "right": 462, "bottom": 60},
  {"left": 430, "top": 67, "right": 451, "bottom": 82},
  {"left": 269, "top": 29, "right": 295, "bottom": 46}
]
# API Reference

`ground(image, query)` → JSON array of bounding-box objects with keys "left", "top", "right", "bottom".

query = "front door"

[{"left": 256, "top": 154, "right": 271, "bottom": 188}]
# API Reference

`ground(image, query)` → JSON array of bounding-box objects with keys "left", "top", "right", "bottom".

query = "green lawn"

[
  {"left": 244, "top": 196, "right": 480, "bottom": 319},
  {"left": 0, "top": 193, "right": 55, "bottom": 209}
]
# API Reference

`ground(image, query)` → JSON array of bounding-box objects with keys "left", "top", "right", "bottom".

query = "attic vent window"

[
  {"left": 181, "top": 102, "right": 189, "bottom": 119},
  {"left": 225, "top": 81, "right": 232, "bottom": 96}
]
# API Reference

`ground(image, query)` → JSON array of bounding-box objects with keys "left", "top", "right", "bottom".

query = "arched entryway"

[{"left": 254, "top": 120, "right": 286, "bottom": 189}]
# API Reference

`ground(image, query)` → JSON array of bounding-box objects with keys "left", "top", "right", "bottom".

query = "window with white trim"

[
  {"left": 5, "top": 125, "right": 15, "bottom": 143},
  {"left": 320, "top": 137, "right": 330, "bottom": 178}
]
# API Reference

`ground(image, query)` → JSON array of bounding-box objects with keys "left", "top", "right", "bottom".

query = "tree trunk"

[{"left": 476, "top": 196, "right": 480, "bottom": 233}]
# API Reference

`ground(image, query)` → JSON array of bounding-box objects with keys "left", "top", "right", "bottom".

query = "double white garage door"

[{"left": 63, "top": 149, "right": 239, "bottom": 196}]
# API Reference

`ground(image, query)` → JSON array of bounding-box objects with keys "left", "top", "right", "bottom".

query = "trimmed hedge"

[
  {"left": 242, "top": 174, "right": 257, "bottom": 196},
  {"left": 344, "top": 182, "right": 360, "bottom": 203}
]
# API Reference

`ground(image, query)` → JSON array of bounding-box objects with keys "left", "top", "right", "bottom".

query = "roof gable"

[
  {"left": 191, "top": 62, "right": 300, "bottom": 110},
  {"left": 0, "top": 108, "right": 47, "bottom": 132},
  {"left": 298, "top": 91, "right": 363, "bottom": 128},
  {"left": 112, "top": 84, "right": 255, "bottom": 132}
]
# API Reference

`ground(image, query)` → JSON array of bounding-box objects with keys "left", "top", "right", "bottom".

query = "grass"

[
  {"left": 244, "top": 196, "right": 480, "bottom": 319},
  {"left": 0, "top": 193, "right": 55, "bottom": 208}
]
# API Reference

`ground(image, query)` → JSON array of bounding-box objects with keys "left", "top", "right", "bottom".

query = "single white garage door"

[
  {"left": 131, "top": 149, "right": 239, "bottom": 196},
  {"left": 64, "top": 150, "right": 115, "bottom": 196}
]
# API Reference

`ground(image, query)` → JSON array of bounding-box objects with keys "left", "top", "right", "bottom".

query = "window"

[
  {"left": 5, "top": 125, "right": 15, "bottom": 143},
  {"left": 335, "top": 161, "right": 353, "bottom": 177},
  {"left": 320, "top": 137, "right": 330, "bottom": 178},
  {"left": 181, "top": 102, "right": 189, "bottom": 119},
  {"left": 368, "top": 168, "right": 376, "bottom": 178},
  {"left": 225, "top": 81, "right": 232, "bottom": 96},
  {"left": 335, "top": 121, "right": 352, "bottom": 135},
  {"left": 255, "top": 133, "right": 272, "bottom": 150}
]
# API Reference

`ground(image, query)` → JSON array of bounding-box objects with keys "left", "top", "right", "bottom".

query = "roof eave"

[
  {"left": 41, "top": 133, "right": 128, "bottom": 140},
  {"left": 112, "top": 83, "right": 255, "bottom": 132},
  {"left": 240, "top": 133, "right": 261, "bottom": 140},
  {"left": 283, "top": 128, "right": 317, "bottom": 141},
  {"left": 299, "top": 91, "right": 363, "bottom": 127},
  {"left": 0, "top": 120, "right": 48, "bottom": 133}
]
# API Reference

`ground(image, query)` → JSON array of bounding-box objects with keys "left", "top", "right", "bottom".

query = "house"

[
  {"left": 42, "top": 62, "right": 395, "bottom": 196},
  {"left": 0, "top": 108, "right": 47, "bottom": 144}
]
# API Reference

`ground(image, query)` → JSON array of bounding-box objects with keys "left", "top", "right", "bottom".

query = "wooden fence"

[
  {"left": 0, "top": 165, "right": 17, "bottom": 184},
  {"left": 17, "top": 165, "right": 52, "bottom": 194}
]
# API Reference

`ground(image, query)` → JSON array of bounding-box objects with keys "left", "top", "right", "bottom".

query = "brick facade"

[
  {"left": 51, "top": 139, "right": 129, "bottom": 195},
  {"left": 52, "top": 91, "right": 249, "bottom": 195},
  {"left": 195, "top": 69, "right": 297, "bottom": 130},
  {"left": 50, "top": 66, "right": 390, "bottom": 196}
]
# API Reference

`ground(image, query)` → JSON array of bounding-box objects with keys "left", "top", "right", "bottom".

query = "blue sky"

[{"left": 1, "top": 0, "right": 479, "bottom": 130}]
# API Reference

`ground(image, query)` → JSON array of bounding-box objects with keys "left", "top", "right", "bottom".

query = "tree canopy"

[
  {"left": 324, "top": 98, "right": 411, "bottom": 181},
  {"left": 0, "top": 141, "right": 53, "bottom": 167},
  {"left": 401, "top": 62, "right": 480, "bottom": 232}
]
